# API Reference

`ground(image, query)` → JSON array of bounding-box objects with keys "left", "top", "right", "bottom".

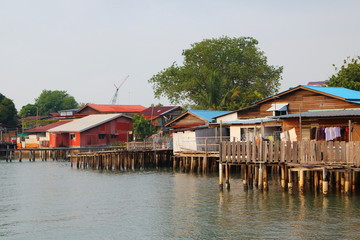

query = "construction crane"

[{"left": 111, "top": 75, "right": 129, "bottom": 105}]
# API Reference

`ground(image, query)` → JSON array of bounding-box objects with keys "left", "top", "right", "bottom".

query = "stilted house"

[
  {"left": 166, "top": 110, "right": 231, "bottom": 153},
  {"left": 48, "top": 114, "right": 132, "bottom": 148},
  {"left": 211, "top": 85, "right": 360, "bottom": 142},
  {"left": 20, "top": 120, "right": 73, "bottom": 148},
  {"left": 278, "top": 109, "right": 360, "bottom": 141},
  {"left": 77, "top": 104, "right": 146, "bottom": 117},
  {"left": 137, "top": 106, "right": 183, "bottom": 134}
]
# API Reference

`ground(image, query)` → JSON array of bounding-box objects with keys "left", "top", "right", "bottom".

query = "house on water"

[
  {"left": 166, "top": 110, "right": 231, "bottom": 153},
  {"left": 48, "top": 114, "right": 132, "bottom": 147},
  {"left": 20, "top": 120, "right": 73, "bottom": 148},
  {"left": 211, "top": 85, "right": 360, "bottom": 142}
]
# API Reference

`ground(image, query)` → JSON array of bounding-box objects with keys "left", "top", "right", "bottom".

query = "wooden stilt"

[
  {"left": 243, "top": 164, "right": 248, "bottom": 191},
  {"left": 258, "top": 165, "right": 264, "bottom": 190},
  {"left": 299, "top": 169, "right": 305, "bottom": 192},
  {"left": 219, "top": 163, "right": 223, "bottom": 191},
  {"left": 225, "top": 164, "right": 230, "bottom": 190},
  {"left": 263, "top": 165, "right": 268, "bottom": 191},
  {"left": 322, "top": 167, "right": 329, "bottom": 195}
]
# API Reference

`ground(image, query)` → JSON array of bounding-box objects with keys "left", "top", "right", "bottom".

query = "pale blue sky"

[{"left": 1, "top": 0, "right": 360, "bottom": 110}]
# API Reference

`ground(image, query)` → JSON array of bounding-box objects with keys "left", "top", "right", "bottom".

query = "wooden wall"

[
  {"left": 170, "top": 114, "right": 206, "bottom": 128},
  {"left": 237, "top": 89, "right": 360, "bottom": 119}
]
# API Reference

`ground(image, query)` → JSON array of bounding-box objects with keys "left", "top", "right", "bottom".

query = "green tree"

[
  {"left": 19, "top": 104, "right": 38, "bottom": 118},
  {"left": 0, "top": 93, "right": 18, "bottom": 126},
  {"left": 149, "top": 36, "right": 283, "bottom": 110},
  {"left": 132, "top": 114, "right": 156, "bottom": 140},
  {"left": 35, "top": 90, "right": 78, "bottom": 115},
  {"left": 328, "top": 56, "right": 360, "bottom": 91}
]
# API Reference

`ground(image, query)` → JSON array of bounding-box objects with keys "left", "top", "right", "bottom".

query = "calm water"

[{"left": 1, "top": 161, "right": 360, "bottom": 240}]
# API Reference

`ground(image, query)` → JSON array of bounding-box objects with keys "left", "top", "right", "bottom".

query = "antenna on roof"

[{"left": 111, "top": 75, "right": 129, "bottom": 105}]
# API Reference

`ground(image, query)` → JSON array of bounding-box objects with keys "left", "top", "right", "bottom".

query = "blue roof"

[
  {"left": 302, "top": 85, "right": 360, "bottom": 100},
  {"left": 188, "top": 110, "right": 231, "bottom": 122},
  {"left": 211, "top": 117, "right": 279, "bottom": 125}
]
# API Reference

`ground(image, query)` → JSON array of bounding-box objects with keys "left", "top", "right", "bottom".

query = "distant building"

[
  {"left": 138, "top": 106, "right": 183, "bottom": 133},
  {"left": 20, "top": 120, "right": 73, "bottom": 148},
  {"left": 166, "top": 110, "right": 231, "bottom": 153},
  {"left": 77, "top": 104, "right": 146, "bottom": 117},
  {"left": 307, "top": 81, "right": 328, "bottom": 86},
  {"left": 48, "top": 114, "right": 132, "bottom": 147}
]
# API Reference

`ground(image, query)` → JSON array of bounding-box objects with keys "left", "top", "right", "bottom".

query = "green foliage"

[
  {"left": 19, "top": 104, "right": 38, "bottom": 118},
  {"left": 132, "top": 114, "right": 156, "bottom": 140},
  {"left": 328, "top": 56, "right": 360, "bottom": 91},
  {"left": 149, "top": 36, "right": 283, "bottom": 110},
  {"left": 35, "top": 90, "right": 78, "bottom": 115},
  {"left": 0, "top": 93, "right": 18, "bottom": 126}
]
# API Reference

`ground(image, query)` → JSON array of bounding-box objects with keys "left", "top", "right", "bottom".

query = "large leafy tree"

[
  {"left": 19, "top": 90, "right": 78, "bottom": 117},
  {"left": 19, "top": 104, "right": 38, "bottom": 118},
  {"left": 0, "top": 93, "right": 18, "bottom": 126},
  {"left": 132, "top": 114, "right": 156, "bottom": 140},
  {"left": 328, "top": 56, "right": 360, "bottom": 91},
  {"left": 36, "top": 90, "right": 78, "bottom": 115},
  {"left": 149, "top": 36, "right": 283, "bottom": 110}
]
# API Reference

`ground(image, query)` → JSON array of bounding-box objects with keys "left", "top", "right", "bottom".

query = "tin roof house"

[
  {"left": 211, "top": 85, "right": 360, "bottom": 142},
  {"left": 166, "top": 110, "right": 231, "bottom": 153},
  {"left": 48, "top": 114, "right": 132, "bottom": 148},
  {"left": 20, "top": 120, "right": 73, "bottom": 148},
  {"left": 77, "top": 104, "right": 146, "bottom": 117},
  {"left": 137, "top": 106, "right": 183, "bottom": 134}
]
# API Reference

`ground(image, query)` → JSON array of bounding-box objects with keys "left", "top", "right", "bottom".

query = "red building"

[
  {"left": 77, "top": 104, "right": 146, "bottom": 117},
  {"left": 48, "top": 114, "right": 132, "bottom": 147}
]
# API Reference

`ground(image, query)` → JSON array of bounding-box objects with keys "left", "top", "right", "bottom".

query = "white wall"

[
  {"left": 215, "top": 112, "right": 238, "bottom": 123},
  {"left": 173, "top": 131, "right": 197, "bottom": 153},
  {"left": 230, "top": 126, "right": 241, "bottom": 142}
]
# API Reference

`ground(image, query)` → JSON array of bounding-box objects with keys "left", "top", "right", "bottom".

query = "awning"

[{"left": 266, "top": 103, "right": 288, "bottom": 112}]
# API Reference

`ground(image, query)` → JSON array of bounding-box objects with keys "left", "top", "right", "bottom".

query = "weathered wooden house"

[
  {"left": 48, "top": 114, "right": 132, "bottom": 148},
  {"left": 77, "top": 104, "right": 146, "bottom": 117},
  {"left": 211, "top": 85, "right": 360, "bottom": 142},
  {"left": 138, "top": 106, "right": 183, "bottom": 134},
  {"left": 166, "top": 110, "right": 231, "bottom": 153},
  {"left": 278, "top": 109, "right": 360, "bottom": 141}
]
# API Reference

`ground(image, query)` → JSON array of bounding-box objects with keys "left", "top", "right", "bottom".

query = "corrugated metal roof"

[
  {"left": 211, "top": 117, "right": 280, "bottom": 125},
  {"left": 79, "top": 104, "right": 146, "bottom": 113},
  {"left": 301, "top": 85, "right": 360, "bottom": 100},
  {"left": 256, "top": 85, "right": 360, "bottom": 105},
  {"left": 277, "top": 109, "right": 360, "bottom": 119},
  {"left": 48, "top": 114, "right": 131, "bottom": 133},
  {"left": 188, "top": 110, "right": 232, "bottom": 122},
  {"left": 138, "top": 106, "right": 180, "bottom": 120},
  {"left": 25, "top": 120, "right": 73, "bottom": 133}
]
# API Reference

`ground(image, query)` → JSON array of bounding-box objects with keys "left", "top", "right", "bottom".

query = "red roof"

[
  {"left": 19, "top": 115, "right": 52, "bottom": 121},
  {"left": 25, "top": 120, "right": 73, "bottom": 133},
  {"left": 78, "top": 104, "right": 146, "bottom": 113},
  {"left": 138, "top": 106, "right": 180, "bottom": 120}
]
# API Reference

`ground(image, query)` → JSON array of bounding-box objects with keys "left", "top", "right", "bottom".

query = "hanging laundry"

[
  {"left": 289, "top": 128, "right": 297, "bottom": 142},
  {"left": 280, "top": 131, "right": 288, "bottom": 141}
]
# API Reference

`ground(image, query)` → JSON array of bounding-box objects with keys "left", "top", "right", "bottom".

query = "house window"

[
  {"left": 274, "top": 110, "right": 288, "bottom": 116},
  {"left": 267, "top": 103, "right": 288, "bottom": 116},
  {"left": 98, "top": 134, "right": 106, "bottom": 139},
  {"left": 70, "top": 134, "right": 76, "bottom": 140},
  {"left": 110, "top": 134, "right": 117, "bottom": 139}
]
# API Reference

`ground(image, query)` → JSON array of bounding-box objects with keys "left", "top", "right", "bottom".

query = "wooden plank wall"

[{"left": 221, "top": 141, "right": 360, "bottom": 167}]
